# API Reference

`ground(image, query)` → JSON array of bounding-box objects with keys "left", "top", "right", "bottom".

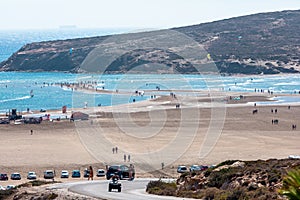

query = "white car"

[
  {"left": 177, "top": 165, "right": 188, "bottom": 173},
  {"left": 61, "top": 170, "right": 69, "bottom": 178},
  {"left": 27, "top": 171, "right": 37, "bottom": 180},
  {"left": 0, "top": 185, "right": 6, "bottom": 190},
  {"left": 189, "top": 165, "right": 202, "bottom": 172},
  {"left": 96, "top": 169, "right": 105, "bottom": 177}
]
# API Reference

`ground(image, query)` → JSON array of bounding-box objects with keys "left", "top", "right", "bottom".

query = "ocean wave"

[
  {"left": 273, "top": 81, "right": 300, "bottom": 86},
  {"left": 0, "top": 80, "right": 11, "bottom": 83},
  {"left": 0, "top": 95, "right": 31, "bottom": 103}
]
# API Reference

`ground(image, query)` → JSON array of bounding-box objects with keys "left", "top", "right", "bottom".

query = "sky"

[{"left": 1, "top": 0, "right": 300, "bottom": 30}]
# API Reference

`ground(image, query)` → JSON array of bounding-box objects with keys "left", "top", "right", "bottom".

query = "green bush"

[
  {"left": 146, "top": 180, "right": 177, "bottom": 196},
  {"left": 18, "top": 180, "right": 61, "bottom": 188},
  {"left": 0, "top": 189, "right": 16, "bottom": 199},
  {"left": 207, "top": 168, "right": 239, "bottom": 189},
  {"left": 279, "top": 169, "right": 300, "bottom": 200}
]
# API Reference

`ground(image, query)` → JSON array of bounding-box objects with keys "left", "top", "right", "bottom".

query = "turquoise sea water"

[
  {"left": 1, "top": 29, "right": 300, "bottom": 113},
  {"left": 1, "top": 72, "right": 300, "bottom": 113}
]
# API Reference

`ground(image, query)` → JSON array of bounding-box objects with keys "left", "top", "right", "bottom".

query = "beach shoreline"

[{"left": 0, "top": 90, "right": 299, "bottom": 188}]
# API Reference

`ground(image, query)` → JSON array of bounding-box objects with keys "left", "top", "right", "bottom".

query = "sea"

[{"left": 1, "top": 29, "right": 300, "bottom": 113}]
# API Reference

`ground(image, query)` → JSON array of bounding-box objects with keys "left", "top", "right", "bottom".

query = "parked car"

[
  {"left": 72, "top": 170, "right": 81, "bottom": 178},
  {"left": 0, "top": 174, "right": 8, "bottom": 181},
  {"left": 0, "top": 185, "right": 6, "bottom": 190},
  {"left": 201, "top": 165, "right": 209, "bottom": 171},
  {"left": 106, "top": 165, "right": 135, "bottom": 180},
  {"left": 97, "top": 169, "right": 105, "bottom": 177},
  {"left": 189, "top": 165, "right": 202, "bottom": 172},
  {"left": 83, "top": 168, "right": 90, "bottom": 178},
  {"left": 27, "top": 172, "right": 37, "bottom": 180},
  {"left": 6, "top": 185, "right": 15, "bottom": 190},
  {"left": 10, "top": 173, "right": 21, "bottom": 180},
  {"left": 177, "top": 165, "right": 188, "bottom": 173},
  {"left": 0, "top": 119, "right": 9, "bottom": 124},
  {"left": 44, "top": 170, "right": 55, "bottom": 179},
  {"left": 61, "top": 170, "right": 69, "bottom": 178}
]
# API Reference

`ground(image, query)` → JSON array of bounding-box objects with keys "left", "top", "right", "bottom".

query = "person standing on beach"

[
  {"left": 124, "top": 154, "right": 126, "bottom": 162},
  {"left": 88, "top": 166, "right": 94, "bottom": 181},
  {"left": 115, "top": 146, "right": 118, "bottom": 154},
  {"left": 30, "top": 130, "right": 33, "bottom": 135},
  {"left": 128, "top": 154, "right": 131, "bottom": 162},
  {"left": 112, "top": 147, "right": 115, "bottom": 154}
]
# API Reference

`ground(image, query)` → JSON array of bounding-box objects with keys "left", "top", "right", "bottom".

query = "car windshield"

[{"left": 109, "top": 166, "right": 120, "bottom": 172}]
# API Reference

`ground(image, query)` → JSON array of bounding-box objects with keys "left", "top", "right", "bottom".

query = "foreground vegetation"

[
  {"left": 0, "top": 180, "right": 60, "bottom": 200},
  {"left": 147, "top": 159, "right": 300, "bottom": 200}
]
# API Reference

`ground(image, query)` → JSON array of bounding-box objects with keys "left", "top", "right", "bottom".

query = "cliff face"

[
  {"left": 1, "top": 10, "right": 300, "bottom": 74},
  {"left": 0, "top": 36, "right": 108, "bottom": 72}
]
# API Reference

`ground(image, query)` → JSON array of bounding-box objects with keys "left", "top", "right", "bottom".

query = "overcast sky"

[{"left": 1, "top": 0, "right": 299, "bottom": 30}]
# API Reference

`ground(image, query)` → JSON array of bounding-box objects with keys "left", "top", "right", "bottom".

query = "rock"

[
  {"left": 248, "top": 182, "right": 258, "bottom": 191},
  {"left": 231, "top": 161, "right": 245, "bottom": 168}
]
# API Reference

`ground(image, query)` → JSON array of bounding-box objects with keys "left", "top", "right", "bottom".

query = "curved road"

[{"left": 49, "top": 178, "right": 193, "bottom": 200}]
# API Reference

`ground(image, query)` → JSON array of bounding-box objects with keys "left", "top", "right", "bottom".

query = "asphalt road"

[{"left": 49, "top": 178, "right": 193, "bottom": 200}]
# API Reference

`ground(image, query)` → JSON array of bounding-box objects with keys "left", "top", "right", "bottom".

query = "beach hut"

[{"left": 70, "top": 112, "right": 89, "bottom": 121}]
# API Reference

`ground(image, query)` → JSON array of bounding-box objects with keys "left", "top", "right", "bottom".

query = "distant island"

[{"left": 1, "top": 10, "right": 299, "bottom": 75}]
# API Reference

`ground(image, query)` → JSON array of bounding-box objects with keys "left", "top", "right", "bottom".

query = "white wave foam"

[
  {"left": 0, "top": 80, "right": 11, "bottom": 83},
  {"left": 274, "top": 81, "right": 300, "bottom": 86},
  {"left": 0, "top": 95, "right": 31, "bottom": 103}
]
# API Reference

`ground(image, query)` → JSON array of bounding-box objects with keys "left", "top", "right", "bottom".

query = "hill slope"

[{"left": 1, "top": 10, "right": 299, "bottom": 74}]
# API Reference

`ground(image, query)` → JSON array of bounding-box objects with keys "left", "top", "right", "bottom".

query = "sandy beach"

[{"left": 0, "top": 91, "right": 300, "bottom": 187}]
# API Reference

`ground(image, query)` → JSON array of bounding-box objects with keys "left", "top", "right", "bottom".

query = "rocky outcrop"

[
  {"left": 147, "top": 159, "right": 300, "bottom": 199},
  {"left": 174, "top": 159, "right": 300, "bottom": 199},
  {"left": 1, "top": 10, "right": 300, "bottom": 74}
]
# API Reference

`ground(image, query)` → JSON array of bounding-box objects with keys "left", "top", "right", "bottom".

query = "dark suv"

[
  {"left": 0, "top": 173, "right": 8, "bottom": 181},
  {"left": 106, "top": 165, "right": 135, "bottom": 180},
  {"left": 11, "top": 173, "right": 21, "bottom": 180}
]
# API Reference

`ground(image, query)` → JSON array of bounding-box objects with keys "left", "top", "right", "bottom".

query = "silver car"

[
  {"left": 177, "top": 165, "right": 188, "bottom": 173},
  {"left": 27, "top": 172, "right": 37, "bottom": 180},
  {"left": 97, "top": 169, "right": 105, "bottom": 177}
]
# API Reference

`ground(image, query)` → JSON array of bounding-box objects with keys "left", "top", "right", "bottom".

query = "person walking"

[
  {"left": 124, "top": 154, "right": 126, "bottom": 162},
  {"left": 128, "top": 154, "right": 131, "bottom": 162},
  {"left": 88, "top": 166, "right": 94, "bottom": 181}
]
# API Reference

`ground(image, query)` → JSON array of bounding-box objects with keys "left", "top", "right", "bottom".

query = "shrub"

[
  {"left": 207, "top": 168, "right": 238, "bottom": 189},
  {"left": 0, "top": 189, "right": 16, "bottom": 199},
  {"left": 279, "top": 169, "right": 300, "bottom": 200},
  {"left": 146, "top": 180, "right": 177, "bottom": 196}
]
